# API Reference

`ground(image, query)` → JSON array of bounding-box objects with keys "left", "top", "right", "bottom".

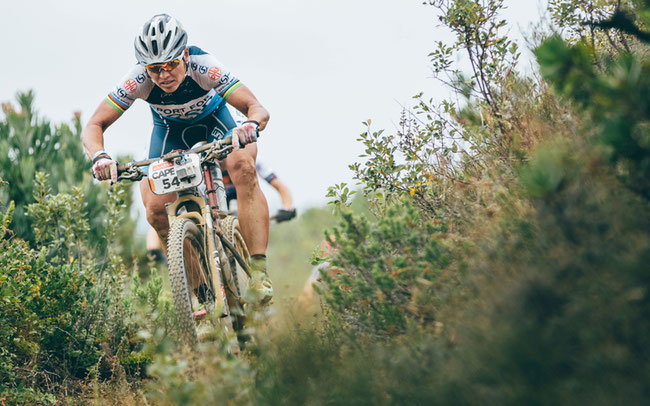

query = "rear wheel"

[
  {"left": 221, "top": 216, "right": 251, "bottom": 333},
  {"left": 167, "top": 218, "right": 218, "bottom": 347}
]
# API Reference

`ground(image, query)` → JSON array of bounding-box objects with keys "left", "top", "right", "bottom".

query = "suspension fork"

[{"left": 166, "top": 194, "right": 229, "bottom": 316}]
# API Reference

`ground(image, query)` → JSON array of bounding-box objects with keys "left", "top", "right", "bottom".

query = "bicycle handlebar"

[{"left": 114, "top": 135, "right": 234, "bottom": 181}]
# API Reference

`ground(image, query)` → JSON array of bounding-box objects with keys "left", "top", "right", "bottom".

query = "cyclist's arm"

[
  {"left": 82, "top": 101, "right": 122, "bottom": 159},
  {"left": 269, "top": 178, "right": 293, "bottom": 210},
  {"left": 226, "top": 85, "right": 270, "bottom": 131}
]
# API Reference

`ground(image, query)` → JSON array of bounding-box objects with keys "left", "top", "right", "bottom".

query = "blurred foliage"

[
  {"left": 536, "top": 33, "right": 650, "bottom": 197},
  {"left": 0, "top": 91, "right": 139, "bottom": 261},
  {"left": 271, "top": 0, "right": 650, "bottom": 404}
]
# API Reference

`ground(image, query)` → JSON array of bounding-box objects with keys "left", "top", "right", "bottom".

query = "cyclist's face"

[{"left": 148, "top": 48, "right": 188, "bottom": 93}]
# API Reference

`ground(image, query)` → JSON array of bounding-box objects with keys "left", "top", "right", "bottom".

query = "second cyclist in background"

[
  {"left": 225, "top": 106, "right": 296, "bottom": 223},
  {"left": 223, "top": 161, "right": 297, "bottom": 223}
]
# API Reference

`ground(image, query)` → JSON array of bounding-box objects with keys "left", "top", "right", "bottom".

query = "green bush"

[
  {"left": 319, "top": 200, "right": 450, "bottom": 337},
  {"left": 0, "top": 175, "right": 152, "bottom": 401}
]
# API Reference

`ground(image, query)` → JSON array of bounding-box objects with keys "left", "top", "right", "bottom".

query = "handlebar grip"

[
  {"left": 221, "top": 134, "right": 233, "bottom": 146},
  {"left": 117, "top": 163, "right": 130, "bottom": 173}
]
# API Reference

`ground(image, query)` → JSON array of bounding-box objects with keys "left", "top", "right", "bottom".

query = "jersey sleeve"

[
  {"left": 105, "top": 65, "right": 153, "bottom": 113},
  {"left": 187, "top": 51, "right": 243, "bottom": 100}
]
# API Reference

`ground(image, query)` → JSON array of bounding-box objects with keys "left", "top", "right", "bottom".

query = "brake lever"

[
  {"left": 216, "top": 145, "right": 235, "bottom": 161},
  {"left": 117, "top": 163, "right": 146, "bottom": 181},
  {"left": 203, "top": 144, "right": 234, "bottom": 163},
  {"left": 118, "top": 169, "right": 146, "bottom": 182}
]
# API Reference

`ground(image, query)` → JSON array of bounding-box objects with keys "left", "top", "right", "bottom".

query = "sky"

[{"left": 1, "top": 0, "right": 545, "bottom": 231}]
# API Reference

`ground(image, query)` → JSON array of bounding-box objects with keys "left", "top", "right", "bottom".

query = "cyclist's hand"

[
  {"left": 232, "top": 120, "right": 259, "bottom": 150},
  {"left": 275, "top": 208, "right": 296, "bottom": 223},
  {"left": 92, "top": 156, "right": 118, "bottom": 184}
]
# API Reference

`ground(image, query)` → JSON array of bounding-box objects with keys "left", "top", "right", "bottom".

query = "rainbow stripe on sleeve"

[
  {"left": 105, "top": 93, "right": 129, "bottom": 113},
  {"left": 221, "top": 80, "right": 242, "bottom": 100}
]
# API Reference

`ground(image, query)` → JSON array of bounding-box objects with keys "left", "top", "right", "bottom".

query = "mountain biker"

[{"left": 82, "top": 13, "right": 273, "bottom": 302}]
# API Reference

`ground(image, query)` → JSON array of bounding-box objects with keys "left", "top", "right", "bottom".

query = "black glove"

[{"left": 275, "top": 208, "right": 296, "bottom": 223}]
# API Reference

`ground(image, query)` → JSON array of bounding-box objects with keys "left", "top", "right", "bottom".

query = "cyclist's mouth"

[{"left": 160, "top": 80, "right": 176, "bottom": 88}]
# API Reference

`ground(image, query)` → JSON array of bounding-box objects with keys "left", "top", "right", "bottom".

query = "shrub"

[
  {"left": 318, "top": 199, "right": 450, "bottom": 338},
  {"left": 0, "top": 175, "right": 149, "bottom": 401}
]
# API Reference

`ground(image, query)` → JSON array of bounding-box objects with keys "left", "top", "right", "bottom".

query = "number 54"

[{"left": 162, "top": 177, "right": 181, "bottom": 188}]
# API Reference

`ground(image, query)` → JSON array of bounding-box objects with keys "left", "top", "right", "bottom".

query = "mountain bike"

[{"left": 116, "top": 136, "right": 252, "bottom": 348}]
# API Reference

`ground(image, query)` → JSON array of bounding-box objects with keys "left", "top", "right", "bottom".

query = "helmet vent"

[
  {"left": 173, "top": 37, "right": 184, "bottom": 51},
  {"left": 163, "top": 32, "right": 171, "bottom": 50},
  {"left": 151, "top": 40, "right": 158, "bottom": 55}
]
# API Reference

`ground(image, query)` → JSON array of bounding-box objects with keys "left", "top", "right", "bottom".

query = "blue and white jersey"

[{"left": 105, "top": 46, "right": 242, "bottom": 123}]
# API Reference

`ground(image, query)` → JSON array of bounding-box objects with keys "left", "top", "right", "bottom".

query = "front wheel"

[{"left": 167, "top": 218, "right": 217, "bottom": 347}]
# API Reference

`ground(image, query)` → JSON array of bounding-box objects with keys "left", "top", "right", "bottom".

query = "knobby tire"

[{"left": 167, "top": 218, "right": 212, "bottom": 348}]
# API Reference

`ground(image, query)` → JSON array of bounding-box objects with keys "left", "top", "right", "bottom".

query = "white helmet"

[{"left": 134, "top": 14, "right": 187, "bottom": 65}]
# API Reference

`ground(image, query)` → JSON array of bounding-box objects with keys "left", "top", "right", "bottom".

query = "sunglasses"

[{"left": 145, "top": 58, "right": 183, "bottom": 74}]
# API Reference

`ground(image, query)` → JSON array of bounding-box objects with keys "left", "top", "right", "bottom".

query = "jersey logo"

[
  {"left": 199, "top": 65, "right": 208, "bottom": 74},
  {"left": 208, "top": 67, "right": 222, "bottom": 80},
  {"left": 124, "top": 79, "right": 138, "bottom": 93}
]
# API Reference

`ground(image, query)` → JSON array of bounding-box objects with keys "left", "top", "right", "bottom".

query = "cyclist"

[
  {"left": 223, "top": 161, "right": 297, "bottom": 222},
  {"left": 82, "top": 14, "right": 273, "bottom": 302}
]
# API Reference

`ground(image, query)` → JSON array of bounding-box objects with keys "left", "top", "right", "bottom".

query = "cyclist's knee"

[
  {"left": 230, "top": 158, "right": 258, "bottom": 186},
  {"left": 145, "top": 205, "right": 169, "bottom": 239}
]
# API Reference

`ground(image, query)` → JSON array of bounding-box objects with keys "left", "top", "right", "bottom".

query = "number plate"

[{"left": 148, "top": 153, "right": 203, "bottom": 195}]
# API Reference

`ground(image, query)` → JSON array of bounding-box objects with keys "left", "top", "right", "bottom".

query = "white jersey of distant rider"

[{"left": 105, "top": 46, "right": 242, "bottom": 122}]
